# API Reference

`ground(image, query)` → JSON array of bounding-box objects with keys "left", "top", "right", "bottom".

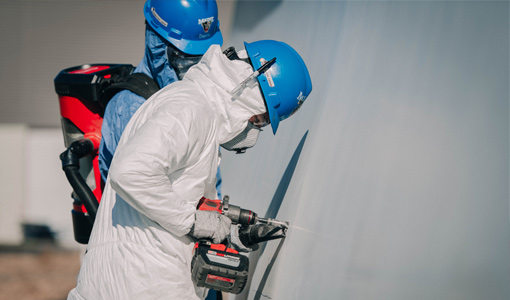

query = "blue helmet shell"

[
  {"left": 144, "top": 0, "right": 223, "bottom": 55},
  {"left": 244, "top": 40, "right": 312, "bottom": 134}
]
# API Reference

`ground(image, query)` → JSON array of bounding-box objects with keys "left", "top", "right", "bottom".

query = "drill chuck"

[
  {"left": 222, "top": 195, "right": 258, "bottom": 226},
  {"left": 219, "top": 195, "right": 289, "bottom": 229},
  {"left": 224, "top": 204, "right": 258, "bottom": 226}
]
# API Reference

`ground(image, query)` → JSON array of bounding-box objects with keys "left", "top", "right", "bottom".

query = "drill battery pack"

[{"left": 191, "top": 243, "right": 249, "bottom": 294}]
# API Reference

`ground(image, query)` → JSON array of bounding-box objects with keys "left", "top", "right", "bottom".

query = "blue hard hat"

[
  {"left": 244, "top": 40, "right": 313, "bottom": 134},
  {"left": 144, "top": 0, "right": 223, "bottom": 55}
]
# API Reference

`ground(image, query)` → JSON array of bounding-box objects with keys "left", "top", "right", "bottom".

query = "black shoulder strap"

[{"left": 101, "top": 73, "right": 161, "bottom": 103}]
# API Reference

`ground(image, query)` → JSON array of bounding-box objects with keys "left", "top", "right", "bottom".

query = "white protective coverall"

[{"left": 68, "top": 45, "right": 267, "bottom": 300}]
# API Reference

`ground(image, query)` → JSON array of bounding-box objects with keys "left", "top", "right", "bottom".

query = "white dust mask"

[{"left": 220, "top": 122, "right": 261, "bottom": 154}]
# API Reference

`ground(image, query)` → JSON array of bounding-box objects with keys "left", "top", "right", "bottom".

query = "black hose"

[
  {"left": 60, "top": 139, "right": 99, "bottom": 223},
  {"left": 63, "top": 165, "right": 98, "bottom": 223}
]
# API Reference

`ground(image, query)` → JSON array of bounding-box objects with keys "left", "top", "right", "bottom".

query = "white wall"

[
  {"left": 222, "top": 1, "right": 509, "bottom": 299},
  {"left": 0, "top": 125, "right": 27, "bottom": 245},
  {"left": 0, "top": 126, "right": 78, "bottom": 248},
  {"left": 24, "top": 128, "right": 77, "bottom": 248}
]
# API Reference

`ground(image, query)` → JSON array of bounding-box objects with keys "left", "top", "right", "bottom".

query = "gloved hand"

[{"left": 189, "top": 210, "right": 232, "bottom": 244}]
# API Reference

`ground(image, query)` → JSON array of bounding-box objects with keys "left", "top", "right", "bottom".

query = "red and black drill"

[{"left": 191, "top": 195, "right": 288, "bottom": 294}]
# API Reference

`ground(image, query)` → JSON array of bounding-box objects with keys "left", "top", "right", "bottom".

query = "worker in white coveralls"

[{"left": 67, "top": 40, "right": 312, "bottom": 299}]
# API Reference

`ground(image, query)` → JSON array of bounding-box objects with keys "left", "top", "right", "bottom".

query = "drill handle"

[{"left": 197, "top": 197, "right": 222, "bottom": 213}]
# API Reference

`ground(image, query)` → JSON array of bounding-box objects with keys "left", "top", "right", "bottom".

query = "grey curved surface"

[{"left": 222, "top": 1, "right": 509, "bottom": 299}]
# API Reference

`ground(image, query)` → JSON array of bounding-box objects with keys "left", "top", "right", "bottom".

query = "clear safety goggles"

[{"left": 249, "top": 112, "right": 270, "bottom": 128}]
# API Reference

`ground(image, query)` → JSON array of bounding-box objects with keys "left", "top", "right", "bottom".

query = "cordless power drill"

[{"left": 191, "top": 195, "right": 288, "bottom": 294}]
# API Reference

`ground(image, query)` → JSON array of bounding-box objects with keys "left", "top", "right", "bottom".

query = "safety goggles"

[
  {"left": 167, "top": 43, "right": 203, "bottom": 79},
  {"left": 249, "top": 112, "right": 270, "bottom": 128}
]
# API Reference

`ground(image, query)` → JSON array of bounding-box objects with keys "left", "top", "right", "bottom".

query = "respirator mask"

[
  {"left": 167, "top": 43, "right": 202, "bottom": 80},
  {"left": 220, "top": 122, "right": 262, "bottom": 154}
]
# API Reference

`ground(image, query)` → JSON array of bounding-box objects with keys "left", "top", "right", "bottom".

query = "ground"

[
  {"left": 0, "top": 243, "right": 80, "bottom": 300},
  {"left": 0, "top": 242, "right": 227, "bottom": 300}
]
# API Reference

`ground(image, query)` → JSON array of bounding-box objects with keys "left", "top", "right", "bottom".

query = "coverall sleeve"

[{"left": 108, "top": 105, "right": 208, "bottom": 237}]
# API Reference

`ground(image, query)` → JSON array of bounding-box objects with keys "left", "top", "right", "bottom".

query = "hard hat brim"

[
  {"left": 267, "top": 102, "right": 280, "bottom": 134},
  {"left": 167, "top": 30, "right": 223, "bottom": 55}
]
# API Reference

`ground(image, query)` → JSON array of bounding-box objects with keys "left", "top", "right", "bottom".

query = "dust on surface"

[{"left": 0, "top": 245, "right": 80, "bottom": 300}]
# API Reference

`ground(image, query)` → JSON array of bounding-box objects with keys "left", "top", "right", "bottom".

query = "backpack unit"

[{"left": 54, "top": 64, "right": 159, "bottom": 244}]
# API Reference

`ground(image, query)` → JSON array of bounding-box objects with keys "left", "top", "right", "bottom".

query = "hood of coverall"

[
  {"left": 183, "top": 45, "right": 267, "bottom": 145},
  {"left": 136, "top": 23, "right": 179, "bottom": 88}
]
